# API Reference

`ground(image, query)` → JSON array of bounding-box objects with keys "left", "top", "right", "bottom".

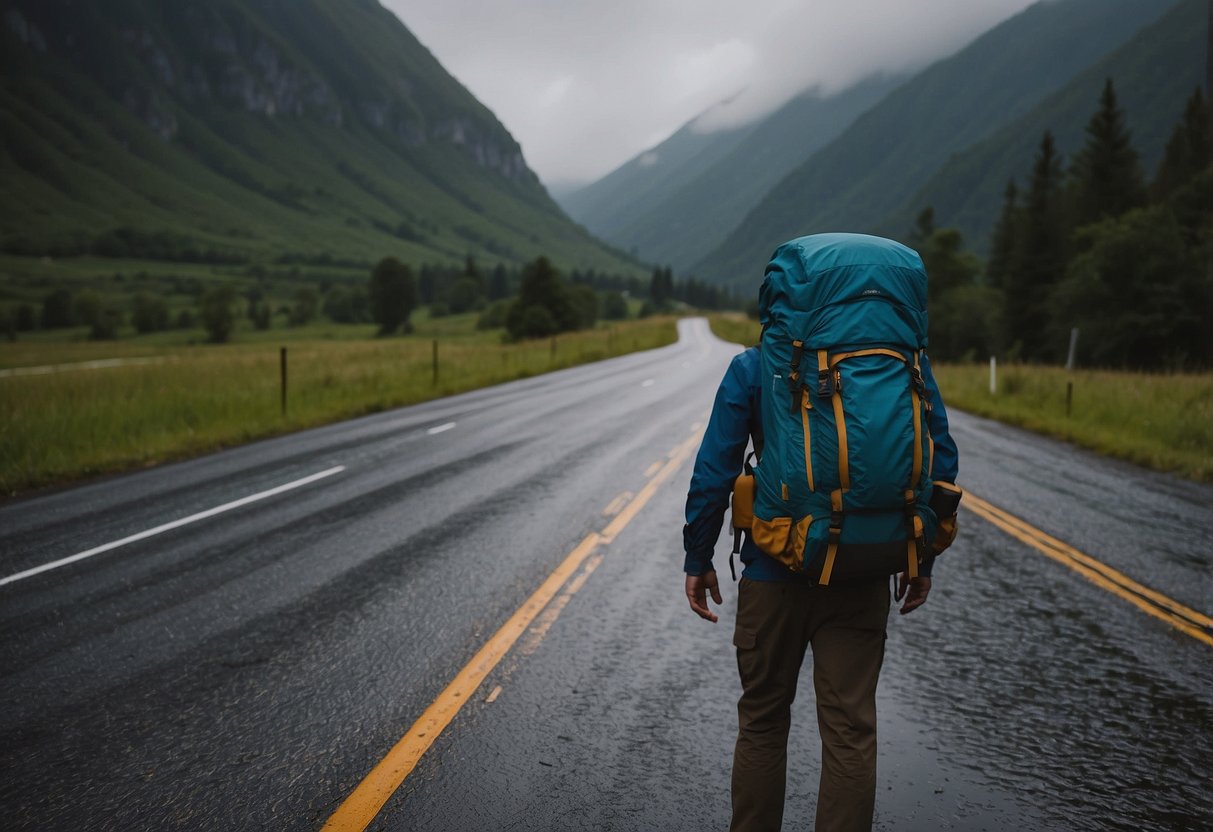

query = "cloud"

[
  {"left": 385, "top": 0, "right": 1037, "bottom": 187},
  {"left": 537, "top": 75, "right": 575, "bottom": 109}
]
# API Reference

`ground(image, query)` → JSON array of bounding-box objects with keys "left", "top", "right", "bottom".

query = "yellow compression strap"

[
  {"left": 819, "top": 350, "right": 850, "bottom": 491},
  {"left": 905, "top": 489, "right": 920, "bottom": 579},
  {"left": 910, "top": 353, "right": 923, "bottom": 489},
  {"left": 829, "top": 348, "right": 908, "bottom": 367},
  {"left": 820, "top": 488, "right": 844, "bottom": 586},
  {"left": 922, "top": 350, "right": 935, "bottom": 476},
  {"left": 801, "top": 389, "right": 814, "bottom": 493}
]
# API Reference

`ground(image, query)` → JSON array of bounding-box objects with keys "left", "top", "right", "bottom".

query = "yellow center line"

[
  {"left": 321, "top": 428, "right": 704, "bottom": 831},
  {"left": 964, "top": 493, "right": 1213, "bottom": 647},
  {"left": 520, "top": 552, "right": 605, "bottom": 657},
  {"left": 602, "top": 492, "right": 632, "bottom": 517},
  {"left": 603, "top": 433, "right": 700, "bottom": 544}
]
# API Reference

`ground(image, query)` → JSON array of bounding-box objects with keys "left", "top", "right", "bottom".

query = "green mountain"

[
  {"left": 557, "top": 95, "right": 757, "bottom": 253},
  {"left": 0, "top": 0, "right": 638, "bottom": 274},
  {"left": 695, "top": 0, "right": 1181, "bottom": 287},
  {"left": 560, "top": 73, "right": 905, "bottom": 271},
  {"left": 885, "top": 0, "right": 1207, "bottom": 253}
]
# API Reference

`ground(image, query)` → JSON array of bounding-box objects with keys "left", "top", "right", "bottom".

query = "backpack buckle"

[
  {"left": 816, "top": 369, "right": 834, "bottom": 399},
  {"left": 909, "top": 365, "right": 926, "bottom": 396}
]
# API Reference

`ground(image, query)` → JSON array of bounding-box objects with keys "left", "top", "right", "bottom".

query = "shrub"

[
  {"left": 198, "top": 285, "right": 239, "bottom": 343},
  {"left": 131, "top": 293, "right": 171, "bottom": 333}
]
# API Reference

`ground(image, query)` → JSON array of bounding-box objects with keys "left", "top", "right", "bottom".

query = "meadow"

[
  {"left": 706, "top": 314, "right": 1213, "bottom": 482},
  {"left": 0, "top": 314, "right": 678, "bottom": 496}
]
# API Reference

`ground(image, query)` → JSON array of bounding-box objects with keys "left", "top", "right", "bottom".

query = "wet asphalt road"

[{"left": 1, "top": 318, "right": 1211, "bottom": 832}]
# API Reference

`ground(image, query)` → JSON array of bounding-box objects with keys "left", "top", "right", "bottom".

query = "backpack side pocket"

[{"left": 928, "top": 481, "right": 963, "bottom": 555}]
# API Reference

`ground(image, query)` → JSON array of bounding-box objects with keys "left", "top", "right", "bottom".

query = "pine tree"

[
  {"left": 1006, "top": 132, "right": 1068, "bottom": 362},
  {"left": 1071, "top": 79, "right": 1145, "bottom": 226},
  {"left": 488, "top": 263, "right": 510, "bottom": 301},
  {"left": 1153, "top": 88, "right": 1213, "bottom": 200},
  {"left": 910, "top": 206, "right": 936, "bottom": 249},
  {"left": 368, "top": 257, "right": 417, "bottom": 335},
  {"left": 649, "top": 266, "right": 673, "bottom": 308},
  {"left": 920, "top": 228, "right": 979, "bottom": 306},
  {"left": 985, "top": 180, "right": 1020, "bottom": 291},
  {"left": 463, "top": 254, "right": 482, "bottom": 288}
]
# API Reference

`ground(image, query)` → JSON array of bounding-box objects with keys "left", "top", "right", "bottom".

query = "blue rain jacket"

[{"left": 683, "top": 346, "right": 959, "bottom": 581}]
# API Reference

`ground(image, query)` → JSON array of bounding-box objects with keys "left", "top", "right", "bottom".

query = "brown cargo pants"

[{"left": 730, "top": 576, "right": 890, "bottom": 832}]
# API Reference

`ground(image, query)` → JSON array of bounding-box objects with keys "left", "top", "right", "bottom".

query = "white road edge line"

[
  {"left": 426, "top": 422, "right": 457, "bottom": 435},
  {"left": 0, "top": 465, "right": 346, "bottom": 588}
]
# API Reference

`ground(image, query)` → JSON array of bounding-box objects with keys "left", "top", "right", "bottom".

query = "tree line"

[
  {"left": 367, "top": 257, "right": 735, "bottom": 341},
  {"left": 3, "top": 253, "right": 735, "bottom": 344},
  {"left": 918, "top": 80, "right": 1213, "bottom": 370}
]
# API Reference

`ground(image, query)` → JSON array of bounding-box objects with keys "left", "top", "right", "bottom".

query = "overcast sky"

[{"left": 383, "top": 0, "right": 1038, "bottom": 189}]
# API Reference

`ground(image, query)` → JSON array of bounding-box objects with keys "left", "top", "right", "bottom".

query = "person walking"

[{"left": 683, "top": 233, "right": 960, "bottom": 832}]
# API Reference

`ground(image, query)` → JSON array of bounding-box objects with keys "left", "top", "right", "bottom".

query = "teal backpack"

[{"left": 750, "top": 233, "right": 939, "bottom": 584}]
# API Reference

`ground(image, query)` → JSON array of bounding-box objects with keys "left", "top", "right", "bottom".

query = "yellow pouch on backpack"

[{"left": 731, "top": 472, "right": 755, "bottom": 533}]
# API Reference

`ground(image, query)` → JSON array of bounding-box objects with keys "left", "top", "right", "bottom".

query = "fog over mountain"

[{"left": 391, "top": 0, "right": 1038, "bottom": 187}]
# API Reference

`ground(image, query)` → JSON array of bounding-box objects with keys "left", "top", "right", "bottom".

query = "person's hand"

[
  {"left": 896, "top": 574, "right": 931, "bottom": 615},
  {"left": 685, "top": 570, "right": 722, "bottom": 622}
]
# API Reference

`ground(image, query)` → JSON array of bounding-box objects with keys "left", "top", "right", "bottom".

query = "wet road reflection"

[{"left": 878, "top": 411, "right": 1213, "bottom": 831}]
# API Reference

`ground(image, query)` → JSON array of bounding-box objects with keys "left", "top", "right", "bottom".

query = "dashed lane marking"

[
  {"left": 0, "top": 466, "right": 346, "bottom": 588},
  {"left": 426, "top": 422, "right": 457, "bottom": 435},
  {"left": 602, "top": 492, "right": 632, "bottom": 516},
  {"left": 321, "top": 429, "right": 704, "bottom": 831}
]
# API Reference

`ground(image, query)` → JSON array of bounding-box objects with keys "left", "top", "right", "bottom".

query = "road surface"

[{"left": 2, "top": 318, "right": 1210, "bottom": 831}]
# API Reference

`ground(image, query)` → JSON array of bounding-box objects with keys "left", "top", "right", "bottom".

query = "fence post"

[
  {"left": 1065, "top": 328, "right": 1079, "bottom": 418},
  {"left": 280, "top": 347, "right": 287, "bottom": 416},
  {"left": 989, "top": 356, "right": 997, "bottom": 395}
]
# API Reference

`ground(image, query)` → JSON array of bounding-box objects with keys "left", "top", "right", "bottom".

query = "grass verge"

[
  {"left": 1, "top": 317, "right": 678, "bottom": 496},
  {"left": 706, "top": 315, "right": 1213, "bottom": 482},
  {"left": 932, "top": 363, "right": 1212, "bottom": 482}
]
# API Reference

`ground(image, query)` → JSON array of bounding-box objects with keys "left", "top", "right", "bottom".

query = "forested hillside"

[
  {"left": 913, "top": 76, "right": 1212, "bottom": 370},
  {"left": 560, "top": 74, "right": 904, "bottom": 271},
  {"left": 0, "top": 0, "right": 638, "bottom": 274},
  {"left": 694, "top": 0, "right": 1179, "bottom": 287},
  {"left": 886, "top": 0, "right": 1207, "bottom": 254}
]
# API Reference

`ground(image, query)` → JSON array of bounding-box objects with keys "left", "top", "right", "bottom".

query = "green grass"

[
  {"left": 706, "top": 313, "right": 761, "bottom": 347},
  {"left": 706, "top": 315, "right": 1213, "bottom": 482},
  {"left": 933, "top": 363, "right": 1213, "bottom": 482},
  {"left": 0, "top": 0, "right": 646, "bottom": 278},
  {"left": 0, "top": 317, "right": 678, "bottom": 496}
]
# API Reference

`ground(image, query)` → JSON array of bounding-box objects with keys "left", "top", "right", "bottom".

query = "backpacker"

[{"left": 746, "top": 233, "right": 944, "bottom": 584}]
